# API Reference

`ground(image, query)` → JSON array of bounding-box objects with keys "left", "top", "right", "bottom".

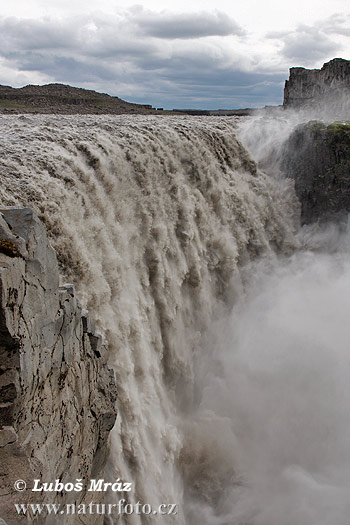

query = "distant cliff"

[
  {"left": 0, "top": 207, "right": 117, "bottom": 524},
  {"left": 0, "top": 83, "right": 156, "bottom": 114},
  {"left": 283, "top": 58, "right": 350, "bottom": 109}
]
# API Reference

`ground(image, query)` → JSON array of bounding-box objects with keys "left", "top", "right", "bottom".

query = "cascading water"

[{"left": 0, "top": 113, "right": 346, "bottom": 524}]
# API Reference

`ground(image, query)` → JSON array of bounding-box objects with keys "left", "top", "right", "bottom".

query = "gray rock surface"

[
  {"left": 283, "top": 58, "right": 350, "bottom": 111},
  {"left": 0, "top": 207, "right": 117, "bottom": 524}
]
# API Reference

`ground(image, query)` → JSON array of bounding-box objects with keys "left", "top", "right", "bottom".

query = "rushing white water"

[{"left": 0, "top": 113, "right": 347, "bottom": 524}]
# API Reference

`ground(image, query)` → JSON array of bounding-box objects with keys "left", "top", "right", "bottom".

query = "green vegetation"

[
  {"left": 304, "top": 120, "right": 326, "bottom": 132},
  {"left": 299, "top": 121, "right": 350, "bottom": 135},
  {"left": 298, "top": 121, "right": 350, "bottom": 145},
  {"left": 326, "top": 121, "right": 350, "bottom": 135},
  {"left": 0, "top": 99, "right": 39, "bottom": 112}
]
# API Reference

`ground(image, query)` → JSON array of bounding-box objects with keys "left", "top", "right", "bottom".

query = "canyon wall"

[
  {"left": 0, "top": 207, "right": 117, "bottom": 524},
  {"left": 283, "top": 58, "right": 350, "bottom": 110}
]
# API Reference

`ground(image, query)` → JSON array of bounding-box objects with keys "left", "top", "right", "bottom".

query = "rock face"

[
  {"left": 0, "top": 208, "right": 117, "bottom": 524},
  {"left": 281, "top": 121, "right": 350, "bottom": 224},
  {"left": 283, "top": 58, "right": 350, "bottom": 109}
]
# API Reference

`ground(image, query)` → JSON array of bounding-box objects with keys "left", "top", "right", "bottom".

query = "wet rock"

[{"left": 281, "top": 121, "right": 350, "bottom": 224}]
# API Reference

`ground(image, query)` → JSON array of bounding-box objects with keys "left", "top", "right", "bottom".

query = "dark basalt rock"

[{"left": 281, "top": 121, "right": 350, "bottom": 224}]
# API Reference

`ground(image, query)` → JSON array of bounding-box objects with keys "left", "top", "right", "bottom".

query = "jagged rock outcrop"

[
  {"left": 281, "top": 121, "right": 350, "bottom": 223},
  {"left": 0, "top": 207, "right": 117, "bottom": 524},
  {"left": 283, "top": 58, "right": 350, "bottom": 110}
]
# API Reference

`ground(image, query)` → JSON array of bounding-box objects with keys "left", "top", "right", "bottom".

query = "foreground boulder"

[{"left": 0, "top": 207, "right": 117, "bottom": 524}]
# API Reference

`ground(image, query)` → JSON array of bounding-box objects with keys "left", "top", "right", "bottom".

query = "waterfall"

[{"left": 2, "top": 113, "right": 338, "bottom": 525}]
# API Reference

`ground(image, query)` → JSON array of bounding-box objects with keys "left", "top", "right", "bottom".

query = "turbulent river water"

[{"left": 0, "top": 114, "right": 349, "bottom": 524}]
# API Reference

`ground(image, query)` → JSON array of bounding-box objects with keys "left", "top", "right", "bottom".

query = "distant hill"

[
  {"left": 0, "top": 83, "right": 157, "bottom": 114},
  {"left": 0, "top": 81, "right": 283, "bottom": 116}
]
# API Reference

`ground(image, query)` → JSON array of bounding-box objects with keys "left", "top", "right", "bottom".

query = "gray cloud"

[
  {"left": 281, "top": 27, "right": 339, "bottom": 63},
  {"left": 132, "top": 8, "right": 245, "bottom": 39},
  {"left": 267, "top": 15, "right": 348, "bottom": 65},
  {"left": 7, "top": 52, "right": 117, "bottom": 82},
  {"left": 317, "top": 13, "right": 350, "bottom": 37},
  {"left": 0, "top": 17, "right": 76, "bottom": 53},
  {"left": 0, "top": 11, "right": 256, "bottom": 109}
]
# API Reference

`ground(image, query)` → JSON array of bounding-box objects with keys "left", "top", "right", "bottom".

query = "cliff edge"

[
  {"left": 0, "top": 207, "right": 117, "bottom": 524},
  {"left": 283, "top": 58, "right": 350, "bottom": 110}
]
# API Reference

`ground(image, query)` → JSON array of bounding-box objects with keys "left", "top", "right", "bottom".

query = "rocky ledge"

[
  {"left": 0, "top": 207, "right": 117, "bottom": 524},
  {"left": 281, "top": 121, "right": 350, "bottom": 224}
]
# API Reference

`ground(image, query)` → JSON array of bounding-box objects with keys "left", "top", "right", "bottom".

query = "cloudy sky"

[{"left": 0, "top": 0, "right": 349, "bottom": 109}]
